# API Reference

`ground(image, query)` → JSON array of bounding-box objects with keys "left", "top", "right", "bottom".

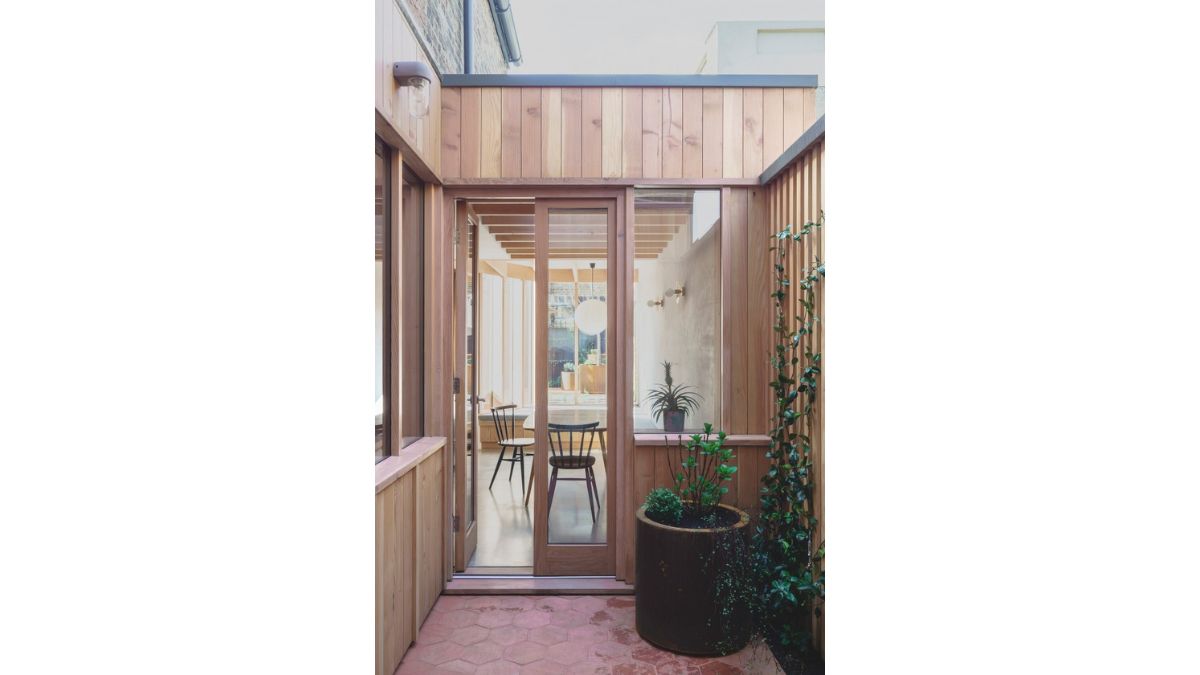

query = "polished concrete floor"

[
  {"left": 468, "top": 446, "right": 609, "bottom": 569},
  {"left": 398, "top": 594, "right": 784, "bottom": 674}
]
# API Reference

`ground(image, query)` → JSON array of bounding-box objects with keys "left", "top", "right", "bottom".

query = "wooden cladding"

[
  {"left": 376, "top": 443, "right": 446, "bottom": 675},
  {"left": 376, "top": 0, "right": 442, "bottom": 174},
  {"left": 442, "top": 87, "right": 817, "bottom": 181},
  {"left": 721, "top": 187, "right": 773, "bottom": 435}
]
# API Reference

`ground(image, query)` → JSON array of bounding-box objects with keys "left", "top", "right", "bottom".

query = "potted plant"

[
  {"left": 561, "top": 361, "right": 576, "bottom": 390},
  {"left": 636, "top": 424, "right": 750, "bottom": 655},
  {"left": 644, "top": 361, "right": 701, "bottom": 432}
]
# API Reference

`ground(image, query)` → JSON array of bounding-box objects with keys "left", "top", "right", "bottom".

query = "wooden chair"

[
  {"left": 487, "top": 404, "right": 534, "bottom": 494},
  {"left": 546, "top": 421, "right": 601, "bottom": 522}
]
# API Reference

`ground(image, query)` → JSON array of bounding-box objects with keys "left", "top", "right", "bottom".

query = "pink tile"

[
  {"left": 436, "top": 659, "right": 479, "bottom": 673},
  {"left": 429, "top": 609, "right": 483, "bottom": 628},
  {"left": 489, "top": 626, "right": 530, "bottom": 646},
  {"left": 475, "top": 661, "right": 522, "bottom": 675},
  {"left": 527, "top": 624, "right": 568, "bottom": 646},
  {"left": 414, "top": 622, "right": 454, "bottom": 644},
  {"left": 478, "top": 608, "right": 516, "bottom": 628},
  {"left": 406, "top": 640, "right": 465, "bottom": 665},
  {"left": 512, "top": 610, "right": 554, "bottom": 628},
  {"left": 656, "top": 660, "right": 704, "bottom": 675},
  {"left": 533, "top": 596, "right": 572, "bottom": 612},
  {"left": 570, "top": 596, "right": 608, "bottom": 613},
  {"left": 697, "top": 663, "right": 744, "bottom": 675},
  {"left": 519, "top": 659, "right": 566, "bottom": 674},
  {"left": 605, "top": 597, "right": 636, "bottom": 609},
  {"left": 630, "top": 644, "right": 675, "bottom": 667},
  {"left": 607, "top": 625, "right": 639, "bottom": 646},
  {"left": 461, "top": 640, "right": 506, "bottom": 665},
  {"left": 592, "top": 640, "right": 633, "bottom": 661},
  {"left": 450, "top": 624, "right": 491, "bottom": 646},
  {"left": 588, "top": 609, "right": 614, "bottom": 625},
  {"left": 565, "top": 658, "right": 612, "bottom": 675},
  {"left": 611, "top": 664, "right": 656, "bottom": 675},
  {"left": 544, "top": 640, "right": 593, "bottom": 665},
  {"left": 567, "top": 623, "right": 609, "bottom": 644},
  {"left": 502, "top": 641, "right": 548, "bottom": 665},
  {"left": 548, "top": 609, "right": 588, "bottom": 628}
]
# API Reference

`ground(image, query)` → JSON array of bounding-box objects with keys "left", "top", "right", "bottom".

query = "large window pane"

[
  {"left": 375, "top": 142, "right": 389, "bottom": 463},
  {"left": 546, "top": 208, "right": 608, "bottom": 545},
  {"left": 633, "top": 189, "right": 721, "bottom": 433}
]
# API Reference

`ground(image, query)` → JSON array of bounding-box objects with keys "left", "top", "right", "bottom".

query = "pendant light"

[{"left": 575, "top": 262, "right": 607, "bottom": 336}]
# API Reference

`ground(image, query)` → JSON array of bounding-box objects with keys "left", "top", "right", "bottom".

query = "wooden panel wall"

[
  {"left": 720, "top": 186, "right": 773, "bottom": 436},
  {"left": 376, "top": 0, "right": 442, "bottom": 174},
  {"left": 764, "top": 132, "right": 825, "bottom": 648},
  {"left": 375, "top": 445, "right": 446, "bottom": 675},
  {"left": 442, "top": 87, "right": 816, "bottom": 181}
]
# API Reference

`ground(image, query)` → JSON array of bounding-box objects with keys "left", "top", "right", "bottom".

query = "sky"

[{"left": 507, "top": 0, "right": 824, "bottom": 74}]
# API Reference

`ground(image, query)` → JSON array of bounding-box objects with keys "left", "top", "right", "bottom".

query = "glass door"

[
  {"left": 453, "top": 202, "right": 479, "bottom": 571},
  {"left": 532, "top": 199, "right": 618, "bottom": 576}
]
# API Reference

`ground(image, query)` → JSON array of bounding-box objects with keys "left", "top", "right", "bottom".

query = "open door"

[
  {"left": 531, "top": 199, "right": 619, "bottom": 576},
  {"left": 452, "top": 202, "right": 479, "bottom": 571}
]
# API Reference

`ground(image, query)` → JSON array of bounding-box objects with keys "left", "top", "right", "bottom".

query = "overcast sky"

[{"left": 508, "top": 0, "right": 824, "bottom": 74}]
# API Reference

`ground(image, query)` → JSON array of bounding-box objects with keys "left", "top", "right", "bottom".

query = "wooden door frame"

[
  {"left": 444, "top": 187, "right": 631, "bottom": 580},
  {"left": 452, "top": 202, "right": 480, "bottom": 571}
]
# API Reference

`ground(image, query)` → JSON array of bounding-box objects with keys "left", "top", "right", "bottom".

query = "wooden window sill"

[
  {"left": 375, "top": 436, "right": 446, "bottom": 493},
  {"left": 633, "top": 433, "right": 771, "bottom": 446}
]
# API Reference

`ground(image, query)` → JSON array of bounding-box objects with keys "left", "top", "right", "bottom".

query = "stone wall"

[{"left": 401, "top": 0, "right": 508, "bottom": 75}]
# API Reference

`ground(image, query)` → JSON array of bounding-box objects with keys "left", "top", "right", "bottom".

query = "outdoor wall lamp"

[
  {"left": 646, "top": 297, "right": 664, "bottom": 308},
  {"left": 668, "top": 285, "right": 686, "bottom": 304},
  {"left": 392, "top": 61, "right": 434, "bottom": 119}
]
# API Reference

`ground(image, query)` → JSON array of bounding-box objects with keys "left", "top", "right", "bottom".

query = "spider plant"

[{"left": 645, "top": 361, "right": 701, "bottom": 432}]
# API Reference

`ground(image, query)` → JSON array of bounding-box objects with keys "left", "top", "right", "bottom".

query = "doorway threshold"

[{"left": 445, "top": 575, "right": 634, "bottom": 595}]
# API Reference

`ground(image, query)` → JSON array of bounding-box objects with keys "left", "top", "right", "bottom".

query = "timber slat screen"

[{"left": 441, "top": 87, "right": 817, "bottom": 181}]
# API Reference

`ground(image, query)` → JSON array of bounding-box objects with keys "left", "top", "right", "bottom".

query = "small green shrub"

[{"left": 642, "top": 487, "right": 683, "bottom": 525}]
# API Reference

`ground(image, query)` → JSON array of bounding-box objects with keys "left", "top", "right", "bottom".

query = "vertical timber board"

[
  {"left": 783, "top": 88, "right": 805, "bottom": 147},
  {"left": 702, "top": 88, "right": 723, "bottom": 179},
  {"left": 681, "top": 88, "right": 703, "bottom": 179},
  {"left": 501, "top": 88, "right": 522, "bottom": 177},
  {"left": 398, "top": 472, "right": 416, "bottom": 657},
  {"left": 742, "top": 88, "right": 764, "bottom": 177},
  {"left": 640, "top": 88, "right": 662, "bottom": 179},
  {"left": 722, "top": 88, "right": 744, "bottom": 179},
  {"left": 729, "top": 188, "right": 749, "bottom": 434},
  {"left": 582, "top": 88, "right": 604, "bottom": 177},
  {"left": 601, "top": 88, "right": 623, "bottom": 178},
  {"left": 562, "top": 88, "right": 584, "bottom": 178},
  {"left": 521, "top": 88, "right": 542, "bottom": 178},
  {"left": 480, "top": 88, "right": 502, "bottom": 177},
  {"left": 621, "top": 88, "right": 642, "bottom": 178},
  {"left": 762, "top": 88, "right": 784, "bottom": 170},
  {"left": 541, "top": 88, "right": 563, "bottom": 178},
  {"left": 663, "top": 88, "right": 683, "bottom": 178},
  {"left": 747, "top": 186, "right": 770, "bottom": 434},
  {"left": 459, "top": 88, "right": 482, "bottom": 178},
  {"left": 375, "top": 486, "right": 395, "bottom": 675},
  {"left": 719, "top": 187, "right": 734, "bottom": 432},
  {"left": 441, "top": 88, "right": 461, "bottom": 179}
]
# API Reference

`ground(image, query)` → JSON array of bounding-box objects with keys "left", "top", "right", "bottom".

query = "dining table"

[{"left": 521, "top": 408, "right": 607, "bottom": 505}]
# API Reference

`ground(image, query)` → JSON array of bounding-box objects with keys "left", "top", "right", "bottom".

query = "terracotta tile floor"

[{"left": 397, "top": 595, "right": 784, "bottom": 674}]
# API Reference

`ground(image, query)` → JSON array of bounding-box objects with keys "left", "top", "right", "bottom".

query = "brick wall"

[{"left": 401, "top": 0, "right": 508, "bottom": 75}]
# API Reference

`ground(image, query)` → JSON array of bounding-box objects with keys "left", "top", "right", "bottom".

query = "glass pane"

[
  {"left": 471, "top": 203, "right": 535, "bottom": 569},
  {"left": 632, "top": 189, "right": 722, "bottom": 433},
  {"left": 375, "top": 145, "right": 388, "bottom": 463},
  {"left": 465, "top": 221, "right": 475, "bottom": 524},
  {"left": 547, "top": 208, "right": 608, "bottom": 545}
]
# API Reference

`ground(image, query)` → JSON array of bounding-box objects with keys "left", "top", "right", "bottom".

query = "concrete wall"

[
  {"left": 697, "top": 19, "right": 825, "bottom": 115},
  {"left": 401, "top": 0, "right": 507, "bottom": 74},
  {"left": 633, "top": 212, "right": 722, "bottom": 432}
]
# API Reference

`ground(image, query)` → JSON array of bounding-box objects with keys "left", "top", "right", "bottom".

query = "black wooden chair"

[
  {"left": 546, "top": 421, "right": 601, "bottom": 522},
  {"left": 487, "top": 404, "right": 534, "bottom": 494}
]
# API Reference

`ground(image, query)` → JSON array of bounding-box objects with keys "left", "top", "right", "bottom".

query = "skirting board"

[{"left": 445, "top": 576, "right": 634, "bottom": 595}]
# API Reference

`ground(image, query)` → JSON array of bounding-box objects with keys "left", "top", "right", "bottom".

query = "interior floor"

[{"left": 467, "top": 445, "right": 608, "bottom": 570}]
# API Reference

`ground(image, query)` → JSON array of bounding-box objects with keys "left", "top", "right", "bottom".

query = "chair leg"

[
  {"left": 488, "top": 446, "right": 507, "bottom": 489},
  {"left": 508, "top": 446, "right": 518, "bottom": 481},
  {"left": 518, "top": 448, "right": 525, "bottom": 496},
  {"left": 524, "top": 463, "right": 534, "bottom": 506},
  {"left": 584, "top": 468, "right": 596, "bottom": 523},
  {"left": 547, "top": 467, "right": 559, "bottom": 513}
]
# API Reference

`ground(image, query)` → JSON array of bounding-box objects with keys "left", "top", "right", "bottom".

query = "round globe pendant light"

[{"left": 575, "top": 262, "right": 607, "bottom": 336}]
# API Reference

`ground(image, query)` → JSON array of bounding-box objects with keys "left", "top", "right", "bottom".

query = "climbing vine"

[{"left": 755, "top": 213, "right": 825, "bottom": 651}]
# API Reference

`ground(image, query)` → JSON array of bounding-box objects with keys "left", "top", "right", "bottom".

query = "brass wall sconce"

[
  {"left": 668, "top": 285, "right": 685, "bottom": 304},
  {"left": 646, "top": 297, "right": 664, "bottom": 308}
]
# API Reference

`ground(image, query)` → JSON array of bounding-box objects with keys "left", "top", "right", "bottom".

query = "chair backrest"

[
  {"left": 547, "top": 421, "right": 599, "bottom": 462},
  {"left": 490, "top": 404, "right": 520, "bottom": 444}
]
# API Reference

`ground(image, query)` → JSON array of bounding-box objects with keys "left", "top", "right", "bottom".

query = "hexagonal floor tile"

[
  {"left": 502, "top": 640, "right": 547, "bottom": 665},
  {"left": 544, "top": 639, "right": 593, "bottom": 666},
  {"left": 449, "top": 624, "right": 490, "bottom": 646},
  {"left": 460, "top": 640, "right": 506, "bottom": 665},
  {"left": 488, "top": 625, "right": 529, "bottom": 646},
  {"left": 527, "top": 624, "right": 568, "bottom": 646},
  {"left": 477, "top": 608, "right": 515, "bottom": 628}
]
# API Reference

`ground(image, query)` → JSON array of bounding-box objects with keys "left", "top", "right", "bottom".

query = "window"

[
  {"left": 376, "top": 139, "right": 424, "bottom": 463},
  {"left": 375, "top": 140, "right": 390, "bottom": 463},
  {"left": 632, "top": 189, "right": 722, "bottom": 433}
]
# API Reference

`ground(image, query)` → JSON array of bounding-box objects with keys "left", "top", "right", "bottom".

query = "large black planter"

[{"left": 635, "top": 504, "right": 751, "bottom": 656}]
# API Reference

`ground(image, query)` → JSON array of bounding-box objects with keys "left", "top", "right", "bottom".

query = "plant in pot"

[
  {"left": 561, "top": 361, "right": 576, "bottom": 391},
  {"left": 645, "top": 361, "right": 701, "bottom": 433},
  {"left": 636, "top": 424, "right": 749, "bottom": 656}
]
